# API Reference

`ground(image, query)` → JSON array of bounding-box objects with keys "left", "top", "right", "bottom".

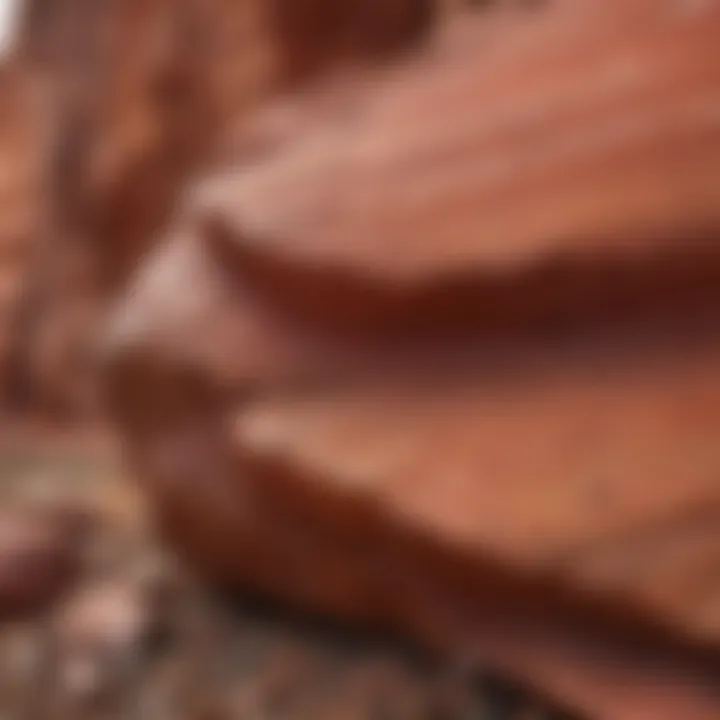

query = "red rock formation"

[
  {"left": 0, "top": 57, "right": 42, "bottom": 409},
  {"left": 198, "top": 2, "right": 720, "bottom": 335},
  {"left": 5, "top": 0, "right": 433, "bottom": 417},
  {"left": 101, "top": 3, "right": 720, "bottom": 716},
  {"left": 5, "top": 0, "right": 720, "bottom": 715}
]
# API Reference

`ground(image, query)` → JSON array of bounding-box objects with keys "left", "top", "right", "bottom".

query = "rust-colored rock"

[
  {"left": 8, "top": 0, "right": 717, "bottom": 715},
  {"left": 106, "top": 236, "right": 720, "bottom": 717},
  {"left": 229, "top": 333, "right": 720, "bottom": 643},
  {"left": 4, "top": 0, "right": 437, "bottom": 418},
  {"left": 108, "top": 318, "right": 720, "bottom": 720},
  {"left": 102, "top": 4, "right": 720, "bottom": 716},
  {"left": 0, "top": 58, "right": 42, "bottom": 408},
  {"left": 267, "top": 0, "right": 435, "bottom": 81},
  {"left": 199, "top": 2, "right": 720, "bottom": 336},
  {"left": 11, "top": 0, "right": 271, "bottom": 415}
]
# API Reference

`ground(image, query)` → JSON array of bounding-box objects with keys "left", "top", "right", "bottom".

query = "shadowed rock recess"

[{"left": 8, "top": 0, "right": 720, "bottom": 717}]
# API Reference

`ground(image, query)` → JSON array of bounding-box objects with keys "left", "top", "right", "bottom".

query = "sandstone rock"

[
  {"left": 62, "top": 0, "right": 720, "bottom": 715},
  {"left": 107, "top": 312, "right": 720, "bottom": 720},
  {"left": 0, "top": 58, "right": 42, "bottom": 408},
  {"left": 17, "top": 0, "right": 435, "bottom": 293},
  {"left": 198, "top": 2, "right": 720, "bottom": 335},
  {"left": 7, "top": 0, "right": 276, "bottom": 416},
  {"left": 458, "top": 617, "right": 720, "bottom": 720},
  {"left": 267, "top": 0, "right": 435, "bottom": 82},
  {"left": 6, "top": 0, "right": 439, "bottom": 418},
  {"left": 229, "top": 330, "right": 720, "bottom": 643}
]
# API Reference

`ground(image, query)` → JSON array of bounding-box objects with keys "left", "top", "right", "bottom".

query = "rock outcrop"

[
  {"left": 5, "top": 0, "right": 434, "bottom": 417},
  {"left": 0, "top": 58, "right": 42, "bottom": 409},
  {"left": 100, "top": 2, "right": 720, "bottom": 718},
  {"left": 4, "top": 0, "right": 720, "bottom": 716}
]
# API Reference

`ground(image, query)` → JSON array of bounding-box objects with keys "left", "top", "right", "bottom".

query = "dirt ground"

[{"left": 0, "top": 425, "right": 578, "bottom": 720}]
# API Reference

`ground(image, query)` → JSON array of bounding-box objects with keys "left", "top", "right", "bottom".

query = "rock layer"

[
  {"left": 5, "top": 0, "right": 720, "bottom": 716},
  {"left": 102, "top": 3, "right": 720, "bottom": 717},
  {"left": 0, "top": 59, "right": 42, "bottom": 408},
  {"left": 5, "top": 0, "right": 435, "bottom": 417}
]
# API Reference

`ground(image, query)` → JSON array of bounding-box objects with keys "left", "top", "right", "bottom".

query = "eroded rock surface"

[
  {"left": 101, "top": 2, "right": 720, "bottom": 717},
  {"left": 2, "top": 0, "right": 436, "bottom": 418},
  {"left": 4, "top": 0, "right": 720, "bottom": 716},
  {"left": 0, "top": 58, "right": 42, "bottom": 408}
]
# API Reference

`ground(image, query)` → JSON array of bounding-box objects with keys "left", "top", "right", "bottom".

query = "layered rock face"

[
  {"left": 99, "top": 2, "right": 720, "bottom": 718},
  {"left": 4, "top": 0, "right": 433, "bottom": 417},
  {"left": 5, "top": 0, "right": 720, "bottom": 716},
  {"left": 0, "top": 58, "right": 42, "bottom": 409},
  {"left": 7, "top": 0, "right": 271, "bottom": 414}
]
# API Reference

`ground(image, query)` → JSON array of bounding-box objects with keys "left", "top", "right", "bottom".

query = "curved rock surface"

[
  {"left": 101, "top": 2, "right": 720, "bottom": 717},
  {"left": 0, "top": 59, "right": 42, "bottom": 408},
  {"left": 5, "top": 0, "right": 720, "bottom": 716}
]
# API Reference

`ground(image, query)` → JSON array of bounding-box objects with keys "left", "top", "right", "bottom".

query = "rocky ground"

[{"left": 0, "top": 427, "right": 577, "bottom": 720}]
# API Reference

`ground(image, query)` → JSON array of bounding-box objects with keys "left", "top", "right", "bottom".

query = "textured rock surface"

[
  {"left": 0, "top": 430, "right": 579, "bottom": 720},
  {"left": 199, "top": 3, "right": 720, "bottom": 335},
  {"left": 106, "top": 227, "right": 720, "bottom": 716},
  {"left": 0, "top": 59, "right": 42, "bottom": 407},
  {"left": 10, "top": 0, "right": 274, "bottom": 415},
  {"left": 101, "top": 3, "right": 720, "bottom": 716},
  {"left": 230, "top": 331, "right": 720, "bottom": 644},
  {"left": 6, "top": 0, "right": 435, "bottom": 417},
  {"left": 5, "top": 0, "right": 720, "bottom": 716}
]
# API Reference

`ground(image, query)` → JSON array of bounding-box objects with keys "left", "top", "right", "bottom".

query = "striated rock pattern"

[
  {"left": 4, "top": 0, "right": 720, "bottom": 716},
  {"left": 0, "top": 59, "right": 42, "bottom": 408},
  {"left": 7, "top": 0, "right": 434, "bottom": 417},
  {"left": 100, "top": 2, "right": 720, "bottom": 718},
  {"left": 8, "top": 0, "right": 269, "bottom": 414}
]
